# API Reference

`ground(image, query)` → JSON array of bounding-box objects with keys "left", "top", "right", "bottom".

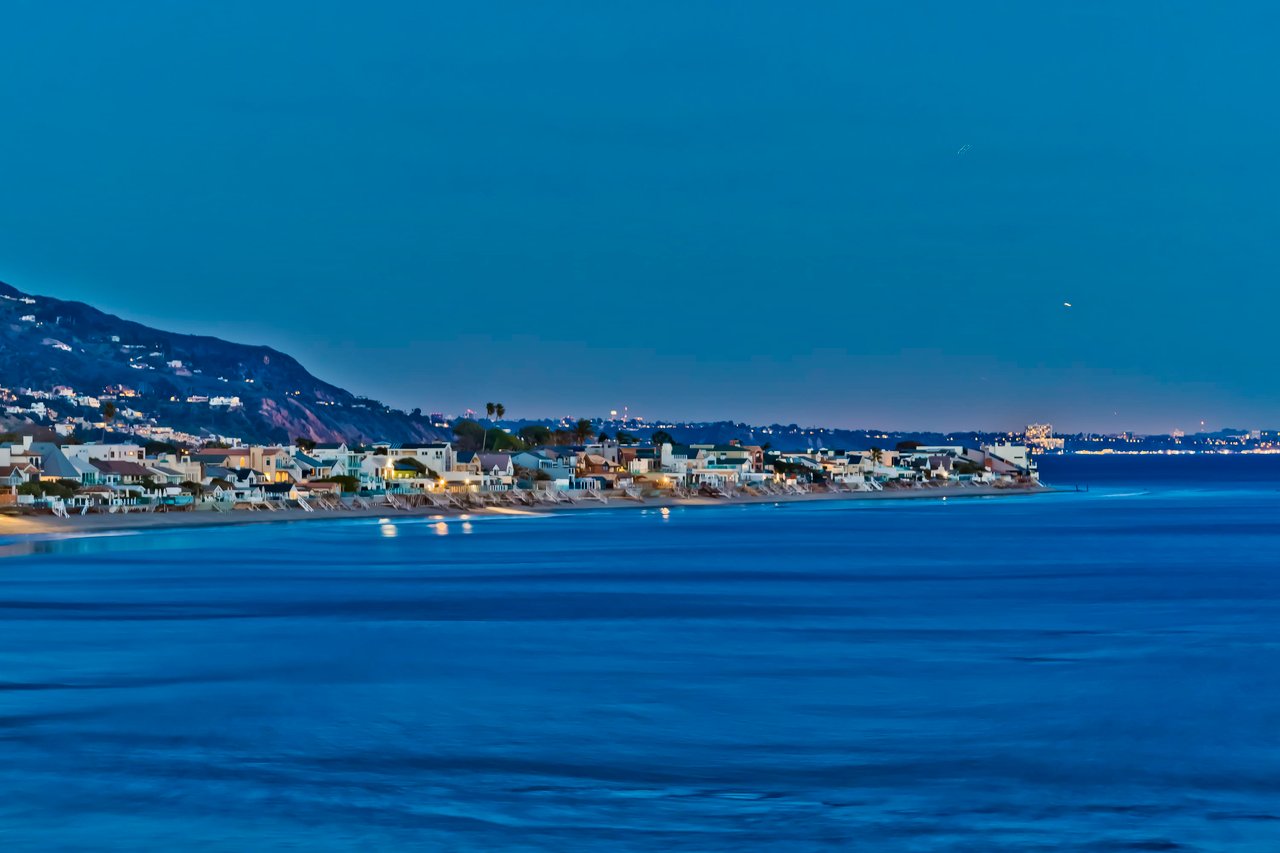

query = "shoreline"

[{"left": 0, "top": 484, "right": 1054, "bottom": 540}]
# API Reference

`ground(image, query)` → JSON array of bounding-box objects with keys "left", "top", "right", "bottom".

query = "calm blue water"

[{"left": 2, "top": 457, "right": 1279, "bottom": 850}]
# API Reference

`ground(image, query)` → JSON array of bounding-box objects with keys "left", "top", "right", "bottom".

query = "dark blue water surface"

[{"left": 3, "top": 457, "right": 1280, "bottom": 850}]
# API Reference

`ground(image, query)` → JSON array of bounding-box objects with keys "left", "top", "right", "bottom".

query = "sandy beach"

[{"left": 0, "top": 484, "right": 1051, "bottom": 539}]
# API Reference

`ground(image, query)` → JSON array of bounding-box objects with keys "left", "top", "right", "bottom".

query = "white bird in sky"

[{"left": 1063, "top": 302, "right": 1073, "bottom": 308}]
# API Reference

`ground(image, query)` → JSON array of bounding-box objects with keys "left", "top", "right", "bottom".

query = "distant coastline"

[{"left": 0, "top": 276, "right": 1271, "bottom": 454}]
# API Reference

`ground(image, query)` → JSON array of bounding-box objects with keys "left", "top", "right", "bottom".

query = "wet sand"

[{"left": 0, "top": 484, "right": 1050, "bottom": 539}]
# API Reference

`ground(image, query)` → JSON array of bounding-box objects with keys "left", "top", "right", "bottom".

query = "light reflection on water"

[{"left": 0, "top": 463, "right": 1279, "bottom": 850}]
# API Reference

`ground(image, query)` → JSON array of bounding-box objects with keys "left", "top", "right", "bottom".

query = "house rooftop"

[
  {"left": 192, "top": 448, "right": 248, "bottom": 460},
  {"left": 90, "top": 460, "right": 151, "bottom": 477}
]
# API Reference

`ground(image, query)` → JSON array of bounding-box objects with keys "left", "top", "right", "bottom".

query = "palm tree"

[
  {"left": 869, "top": 447, "right": 883, "bottom": 466},
  {"left": 482, "top": 403, "right": 496, "bottom": 450},
  {"left": 573, "top": 418, "right": 595, "bottom": 444},
  {"left": 494, "top": 403, "right": 505, "bottom": 420}
]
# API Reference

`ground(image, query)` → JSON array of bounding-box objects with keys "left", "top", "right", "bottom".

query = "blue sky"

[{"left": 2, "top": 2, "right": 1277, "bottom": 432}]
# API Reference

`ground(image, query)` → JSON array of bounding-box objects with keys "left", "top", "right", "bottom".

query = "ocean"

[{"left": 2, "top": 456, "right": 1279, "bottom": 850}]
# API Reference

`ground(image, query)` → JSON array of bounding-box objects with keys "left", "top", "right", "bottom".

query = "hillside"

[{"left": 0, "top": 280, "right": 446, "bottom": 444}]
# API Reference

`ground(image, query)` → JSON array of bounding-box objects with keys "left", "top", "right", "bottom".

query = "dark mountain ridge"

[{"left": 0, "top": 280, "right": 445, "bottom": 444}]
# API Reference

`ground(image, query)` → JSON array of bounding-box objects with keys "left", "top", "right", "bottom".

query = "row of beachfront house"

[{"left": 1, "top": 434, "right": 1037, "bottom": 509}]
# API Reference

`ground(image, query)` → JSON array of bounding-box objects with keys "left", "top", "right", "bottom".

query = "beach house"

[
  {"left": 63, "top": 442, "right": 145, "bottom": 463},
  {"left": 448, "top": 451, "right": 514, "bottom": 491},
  {"left": 0, "top": 463, "right": 38, "bottom": 490},
  {"left": 249, "top": 447, "right": 303, "bottom": 483},
  {"left": 511, "top": 449, "right": 577, "bottom": 488},
  {"left": 191, "top": 446, "right": 253, "bottom": 469},
  {"left": 30, "top": 442, "right": 101, "bottom": 485},
  {"left": 375, "top": 442, "right": 453, "bottom": 478},
  {"left": 90, "top": 459, "right": 152, "bottom": 487}
]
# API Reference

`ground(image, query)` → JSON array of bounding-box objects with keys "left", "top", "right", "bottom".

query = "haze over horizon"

[{"left": 3, "top": 2, "right": 1278, "bottom": 434}]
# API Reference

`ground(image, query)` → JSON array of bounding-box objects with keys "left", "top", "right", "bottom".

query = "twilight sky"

[{"left": 2, "top": 2, "right": 1278, "bottom": 433}]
